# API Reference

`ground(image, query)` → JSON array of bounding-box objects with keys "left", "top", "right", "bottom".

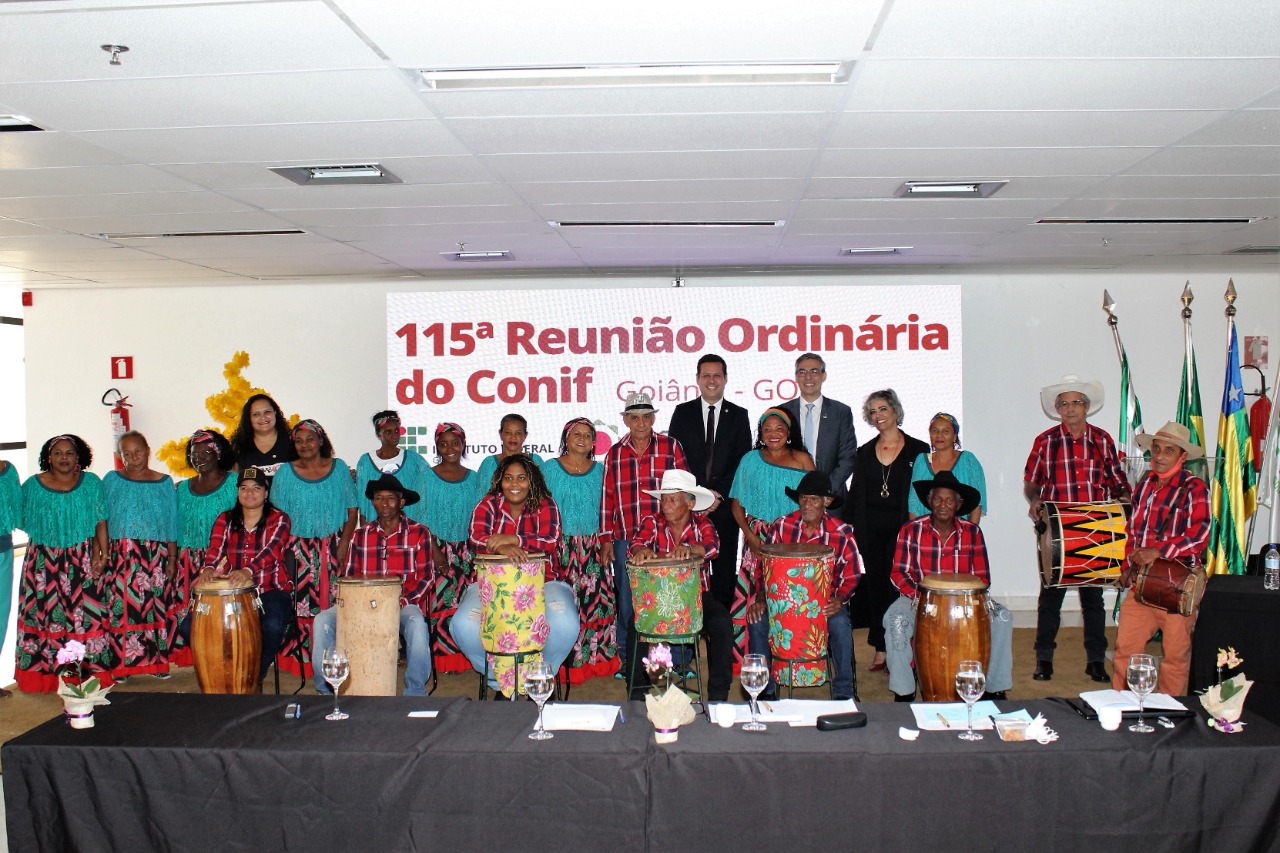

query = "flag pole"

[
  {"left": 1102, "top": 289, "right": 1143, "bottom": 479},
  {"left": 1181, "top": 282, "right": 1194, "bottom": 398}
]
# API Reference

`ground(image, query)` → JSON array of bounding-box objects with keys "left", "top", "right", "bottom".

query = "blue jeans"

[
  {"left": 610, "top": 538, "right": 632, "bottom": 664},
  {"left": 176, "top": 587, "right": 290, "bottom": 683},
  {"left": 747, "top": 607, "right": 854, "bottom": 699},
  {"left": 311, "top": 604, "right": 433, "bottom": 696},
  {"left": 884, "top": 594, "right": 1014, "bottom": 696},
  {"left": 450, "top": 580, "right": 580, "bottom": 688}
]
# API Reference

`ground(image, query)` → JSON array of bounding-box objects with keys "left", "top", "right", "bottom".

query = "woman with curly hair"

[
  {"left": 728, "top": 408, "right": 816, "bottom": 664},
  {"left": 16, "top": 435, "right": 112, "bottom": 692},
  {"left": 269, "top": 419, "right": 358, "bottom": 679},
  {"left": 419, "top": 423, "right": 483, "bottom": 673},
  {"left": 452, "top": 454, "right": 579, "bottom": 695},
  {"left": 169, "top": 430, "right": 237, "bottom": 667},
  {"left": 538, "top": 418, "right": 616, "bottom": 681},
  {"left": 102, "top": 431, "right": 177, "bottom": 681},
  {"left": 229, "top": 393, "right": 295, "bottom": 476}
]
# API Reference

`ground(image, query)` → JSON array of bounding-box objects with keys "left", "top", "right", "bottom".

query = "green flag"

[{"left": 1177, "top": 337, "right": 1205, "bottom": 449}]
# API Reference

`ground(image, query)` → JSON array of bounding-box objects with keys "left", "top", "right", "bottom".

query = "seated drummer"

[
  {"left": 312, "top": 473, "right": 442, "bottom": 697},
  {"left": 630, "top": 469, "right": 729, "bottom": 701},
  {"left": 191, "top": 466, "right": 293, "bottom": 685},
  {"left": 885, "top": 470, "right": 1013, "bottom": 702},
  {"left": 746, "top": 471, "right": 861, "bottom": 702},
  {"left": 452, "top": 454, "right": 581, "bottom": 689}
]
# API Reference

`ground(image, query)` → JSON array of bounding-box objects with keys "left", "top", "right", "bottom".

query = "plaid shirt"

[
  {"left": 600, "top": 433, "right": 689, "bottom": 540},
  {"left": 1127, "top": 468, "right": 1211, "bottom": 562},
  {"left": 343, "top": 516, "right": 433, "bottom": 613},
  {"left": 204, "top": 509, "right": 292, "bottom": 592},
  {"left": 765, "top": 510, "right": 863, "bottom": 602},
  {"left": 469, "top": 492, "right": 563, "bottom": 576},
  {"left": 1024, "top": 423, "right": 1130, "bottom": 504},
  {"left": 891, "top": 515, "right": 990, "bottom": 598},
  {"left": 631, "top": 511, "right": 719, "bottom": 591}
]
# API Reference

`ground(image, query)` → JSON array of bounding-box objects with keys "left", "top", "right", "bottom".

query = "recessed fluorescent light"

[
  {"left": 441, "top": 250, "right": 511, "bottom": 261},
  {"left": 843, "top": 246, "right": 911, "bottom": 255},
  {"left": 1039, "top": 217, "right": 1260, "bottom": 225},
  {"left": 896, "top": 181, "right": 1007, "bottom": 198},
  {"left": 550, "top": 220, "right": 784, "bottom": 228},
  {"left": 269, "top": 164, "right": 402, "bottom": 186},
  {"left": 414, "top": 62, "right": 852, "bottom": 90},
  {"left": 99, "top": 229, "right": 306, "bottom": 240},
  {"left": 0, "top": 115, "right": 42, "bottom": 132}
]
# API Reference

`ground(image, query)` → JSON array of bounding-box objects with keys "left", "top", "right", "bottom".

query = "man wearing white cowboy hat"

[
  {"left": 629, "top": 468, "right": 732, "bottom": 700},
  {"left": 1112, "top": 421, "right": 1210, "bottom": 696},
  {"left": 1024, "top": 374, "right": 1131, "bottom": 683},
  {"left": 600, "top": 391, "right": 691, "bottom": 676}
]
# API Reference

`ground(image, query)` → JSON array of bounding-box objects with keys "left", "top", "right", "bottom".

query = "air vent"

[
  {"left": 0, "top": 115, "right": 42, "bottom": 132},
  {"left": 269, "top": 164, "right": 402, "bottom": 186},
  {"left": 550, "top": 220, "right": 784, "bottom": 228},
  {"left": 895, "top": 181, "right": 1007, "bottom": 198},
  {"left": 440, "top": 250, "right": 511, "bottom": 261},
  {"left": 1223, "top": 245, "right": 1280, "bottom": 255},
  {"left": 413, "top": 62, "right": 853, "bottom": 90},
  {"left": 1038, "top": 217, "right": 1260, "bottom": 225},
  {"left": 99, "top": 229, "right": 306, "bottom": 240}
]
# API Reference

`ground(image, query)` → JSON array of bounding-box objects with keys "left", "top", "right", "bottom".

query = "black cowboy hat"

[
  {"left": 784, "top": 470, "right": 844, "bottom": 512},
  {"left": 364, "top": 472, "right": 421, "bottom": 507},
  {"left": 912, "top": 470, "right": 980, "bottom": 517}
]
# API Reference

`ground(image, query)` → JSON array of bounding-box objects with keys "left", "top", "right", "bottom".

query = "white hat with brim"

[
  {"left": 1135, "top": 421, "right": 1205, "bottom": 460},
  {"left": 621, "top": 391, "right": 658, "bottom": 416},
  {"left": 643, "top": 469, "right": 716, "bottom": 512},
  {"left": 1040, "top": 374, "right": 1105, "bottom": 420}
]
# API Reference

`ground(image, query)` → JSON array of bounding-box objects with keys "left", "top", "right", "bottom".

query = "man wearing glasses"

[
  {"left": 780, "top": 353, "right": 858, "bottom": 500},
  {"left": 1024, "top": 375, "right": 1131, "bottom": 684}
]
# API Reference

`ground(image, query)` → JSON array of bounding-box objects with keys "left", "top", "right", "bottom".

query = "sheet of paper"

[
  {"left": 407, "top": 710, "right": 440, "bottom": 718},
  {"left": 711, "top": 699, "right": 857, "bottom": 726},
  {"left": 911, "top": 701, "right": 1001, "bottom": 731},
  {"left": 540, "top": 703, "right": 619, "bottom": 732},
  {"left": 1080, "top": 690, "right": 1188, "bottom": 713}
]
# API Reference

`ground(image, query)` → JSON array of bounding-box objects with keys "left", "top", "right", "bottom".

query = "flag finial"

[
  {"left": 1102, "top": 289, "right": 1117, "bottom": 326},
  {"left": 1225, "top": 279, "right": 1237, "bottom": 319},
  {"left": 1181, "top": 282, "right": 1194, "bottom": 319}
]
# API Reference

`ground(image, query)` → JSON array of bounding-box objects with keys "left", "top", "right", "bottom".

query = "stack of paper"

[
  {"left": 712, "top": 698, "right": 857, "bottom": 727},
  {"left": 540, "top": 703, "right": 620, "bottom": 732},
  {"left": 1080, "top": 690, "right": 1188, "bottom": 713},
  {"left": 911, "top": 701, "right": 1001, "bottom": 731}
]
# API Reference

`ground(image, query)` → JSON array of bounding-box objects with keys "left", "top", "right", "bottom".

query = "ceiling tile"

[
  {"left": 0, "top": 165, "right": 204, "bottom": 197},
  {"left": 814, "top": 146, "right": 1157, "bottom": 178},
  {"left": 1122, "top": 146, "right": 1280, "bottom": 176},
  {"left": 0, "top": 191, "right": 250, "bottom": 220},
  {"left": 511, "top": 179, "right": 807, "bottom": 206},
  {"left": 481, "top": 150, "right": 818, "bottom": 183}
]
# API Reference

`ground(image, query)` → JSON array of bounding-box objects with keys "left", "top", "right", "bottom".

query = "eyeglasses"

[
  {"left": 1056, "top": 399, "right": 1087, "bottom": 409},
  {"left": 795, "top": 368, "right": 825, "bottom": 377}
]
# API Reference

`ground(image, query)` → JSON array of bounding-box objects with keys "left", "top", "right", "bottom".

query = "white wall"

[{"left": 20, "top": 268, "right": 1280, "bottom": 613}]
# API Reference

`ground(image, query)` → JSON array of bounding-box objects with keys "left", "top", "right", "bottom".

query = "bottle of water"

[{"left": 1265, "top": 545, "right": 1280, "bottom": 592}]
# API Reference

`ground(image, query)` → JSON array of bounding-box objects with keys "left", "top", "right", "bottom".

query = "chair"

[{"left": 625, "top": 557, "right": 707, "bottom": 716}]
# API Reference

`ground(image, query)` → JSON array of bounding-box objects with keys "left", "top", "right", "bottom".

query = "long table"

[{"left": 6, "top": 694, "right": 1280, "bottom": 852}]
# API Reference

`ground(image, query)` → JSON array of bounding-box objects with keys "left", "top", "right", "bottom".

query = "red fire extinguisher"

[{"left": 102, "top": 389, "right": 132, "bottom": 470}]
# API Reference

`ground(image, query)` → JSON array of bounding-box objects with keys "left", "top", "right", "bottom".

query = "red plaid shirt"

[
  {"left": 765, "top": 510, "right": 863, "bottom": 602},
  {"left": 469, "top": 493, "right": 562, "bottom": 577},
  {"left": 600, "top": 433, "right": 689, "bottom": 540},
  {"left": 631, "top": 511, "right": 719, "bottom": 590},
  {"left": 1024, "top": 423, "right": 1130, "bottom": 503},
  {"left": 343, "top": 517, "right": 433, "bottom": 613},
  {"left": 204, "top": 509, "right": 292, "bottom": 592},
  {"left": 891, "top": 515, "right": 990, "bottom": 598},
  {"left": 1126, "top": 468, "right": 1210, "bottom": 562}
]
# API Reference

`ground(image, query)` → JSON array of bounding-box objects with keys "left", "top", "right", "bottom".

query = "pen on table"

[
  {"left": 763, "top": 701, "right": 774, "bottom": 713},
  {"left": 937, "top": 713, "right": 950, "bottom": 728},
  {"left": 618, "top": 707, "right": 625, "bottom": 724}
]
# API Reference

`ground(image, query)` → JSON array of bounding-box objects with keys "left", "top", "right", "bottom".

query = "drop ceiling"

[{"left": 0, "top": 0, "right": 1276, "bottom": 287}]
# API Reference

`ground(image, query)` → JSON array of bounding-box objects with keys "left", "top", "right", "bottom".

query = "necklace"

[{"left": 880, "top": 462, "right": 891, "bottom": 499}]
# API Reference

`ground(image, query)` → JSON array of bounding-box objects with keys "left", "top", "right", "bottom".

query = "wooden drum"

[
  {"left": 628, "top": 556, "right": 704, "bottom": 637},
  {"left": 915, "top": 573, "right": 991, "bottom": 702},
  {"left": 762, "top": 543, "right": 834, "bottom": 687},
  {"left": 1038, "top": 500, "right": 1130, "bottom": 587},
  {"left": 336, "top": 577, "right": 402, "bottom": 696},
  {"left": 190, "top": 577, "right": 262, "bottom": 694},
  {"left": 475, "top": 553, "right": 548, "bottom": 695}
]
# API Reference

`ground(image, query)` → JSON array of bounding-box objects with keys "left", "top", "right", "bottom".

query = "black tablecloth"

[
  {"left": 1190, "top": 574, "right": 1280, "bottom": 725},
  {"left": 6, "top": 694, "right": 1280, "bottom": 852}
]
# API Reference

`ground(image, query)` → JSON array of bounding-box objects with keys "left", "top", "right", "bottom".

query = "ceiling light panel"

[
  {"left": 414, "top": 62, "right": 852, "bottom": 90},
  {"left": 269, "top": 164, "right": 402, "bottom": 186}
]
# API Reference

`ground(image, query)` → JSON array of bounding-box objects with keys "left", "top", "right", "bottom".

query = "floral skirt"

[
  {"left": 16, "top": 541, "right": 118, "bottom": 693},
  {"left": 557, "top": 534, "right": 618, "bottom": 683},
  {"left": 277, "top": 533, "right": 340, "bottom": 679},
  {"left": 729, "top": 516, "right": 770, "bottom": 669},
  {"left": 166, "top": 546, "right": 207, "bottom": 668},
  {"left": 430, "top": 537, "right": 473, "bottom": 673},
  {"left": 107, "top": 538, "right": 171, "bottom": 677}
]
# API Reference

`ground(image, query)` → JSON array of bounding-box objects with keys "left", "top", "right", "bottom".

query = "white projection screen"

[{"left": 387, "top": 285, "right": 961, "bottom": 463}]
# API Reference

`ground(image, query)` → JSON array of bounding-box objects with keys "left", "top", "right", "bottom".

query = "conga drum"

[
  {"left": 915, "top": 573, "right": 991, "bottom": 702},
  {"left": 336, "top": 577, "right": 402, "bottom": 696},
  {"left": 190, "top": 577, "right": 262, "bottom": 694},
  {"left": 628, "top": 556, "right": 703, "bottom": 637},
  {"left": 475, "top": 553, "right": 548, "bottom": 696},
  {"left": 1038, "top": 500, "right": 1130, "bottom": 587},
  {"left": 761, "top": 543, "right": 834, "bottom": 687}
]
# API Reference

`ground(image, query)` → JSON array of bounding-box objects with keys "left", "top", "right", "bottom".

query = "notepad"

[
  {"left": 540, "top": 703, "right": 619, "bottom": 731},
  {"left": 1080, "top": 690, "right": 1190, "bottom": 714},
  {"left": 911, "top": 701, "right": 1001, "bottom": 731},
  {"left": 407, "top": 710, "right": 440, "bottom": 718},
  {"left": 712, "top": 698, "right": 857, "bottom": 727}
]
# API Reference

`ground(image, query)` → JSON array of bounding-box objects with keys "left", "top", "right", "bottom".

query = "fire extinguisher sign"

[{"left": 111, "top": 356, "right": 134, "bottom": 380}]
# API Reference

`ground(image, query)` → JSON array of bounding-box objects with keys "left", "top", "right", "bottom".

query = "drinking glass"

[
  {"left": 1127, "top": 654, "right": 1158, "bottom": 733},
  {"left": 322, "top": 648, "right": 350, "bottom": 721},
  {"left": 525, "top": 660, "right": 556, "bottom": 741},
  {"left": 740, "top": 654, "right": 769, "bottom": 732},
  {"left": 955, "top": 660, "right": 986, "bottom": 741}
]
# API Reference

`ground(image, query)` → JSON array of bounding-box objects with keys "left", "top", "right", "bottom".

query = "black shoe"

[
  {"left": 1033, "top": 660, "right": 1053, "bottom": 681},
  {"left": 984, "top": 691, "right": 1008, "bottom": 701},
  {"left": 1085, "top": 661, "right": 1110, "bottom": 683},
  {"left": 893, "top": 692, "right": 915, "bottom": 702}
]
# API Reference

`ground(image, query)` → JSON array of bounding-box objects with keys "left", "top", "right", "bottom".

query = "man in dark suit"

[
  {"left": 667, "top": 353, "right": 752, "bottom": 699},
  {"left": 779, "top": 352, "right": 858, "bottom": 499}
]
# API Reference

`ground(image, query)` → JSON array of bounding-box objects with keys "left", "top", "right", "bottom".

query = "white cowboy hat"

[
  {"left": 1136, "top": 420, "right": 1205, "bottom": 460},
  {"left": 1040, "top": 374, "right": 1105, "bottom": 420},
  {"left": 643, "top": 469, "right": 716, "bottom": 512}
]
